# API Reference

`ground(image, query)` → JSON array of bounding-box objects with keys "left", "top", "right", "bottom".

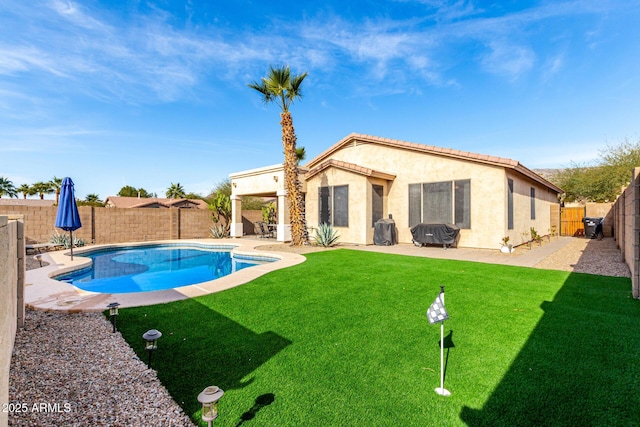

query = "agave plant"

[
  {"left": 313, "top": 223, "right": 340, "bottom": 247},
  {"left": 73, "top": 237, "right": 87, "bottom": 248},
  {"left": 50, "top": 232, "right": 69, "bottom": 248},
  {"left": 209, "top": 224, "right": 228, "bottom": 239},
  {"left": 50, "top": 232, "right": 86, "bottom": 249}
]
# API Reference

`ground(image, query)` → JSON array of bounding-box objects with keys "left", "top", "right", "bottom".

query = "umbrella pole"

[{"left": 70, "top": 230, "right": 74, "bottom": 260}]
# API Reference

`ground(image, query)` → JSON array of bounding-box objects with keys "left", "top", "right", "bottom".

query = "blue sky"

[{"left": 1, "top": 0, "right": 639, "bottom": 200}]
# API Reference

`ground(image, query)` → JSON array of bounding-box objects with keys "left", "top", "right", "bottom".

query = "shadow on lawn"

[
  {"left": 440, "top": 330, "right": 455, "bottom": 382},
  {"left": 236, "top": 393, "right": 276, "bottom": 426},
  {"left": 460, "top": 270, "right": 638, "bottom": 426},
  {"left": 119, "top": 297, "right": 291, "bottom": 420}
]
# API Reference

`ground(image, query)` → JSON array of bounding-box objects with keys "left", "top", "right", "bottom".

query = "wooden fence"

[{"left": 560, "top": 207, "right": 584, "bottom": 236}]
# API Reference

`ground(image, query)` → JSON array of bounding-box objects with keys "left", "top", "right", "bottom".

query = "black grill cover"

[
  {"left": 374, "top": 218, "right": 397, "bottom": 246},
  {"left": 411, "top": 223, "right": 460, "bottom": 246}
]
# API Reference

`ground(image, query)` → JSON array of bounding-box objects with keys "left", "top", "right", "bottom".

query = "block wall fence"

[
  {"left": 612, "top": 167, "right": 640, "bottom": 298},
  {"left": 0, "top": 206, "right": 213, "bottom": 244},
  {"left": 0, "top": 206, "right": 272, "bottom": 244},
  {"left": 1, "top": 216, "right": 25, "bottom": 427}
]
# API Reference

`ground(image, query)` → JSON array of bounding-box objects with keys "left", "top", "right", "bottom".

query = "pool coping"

[{"left": 24, "top": 238, "right": 306, "bottom": 313}]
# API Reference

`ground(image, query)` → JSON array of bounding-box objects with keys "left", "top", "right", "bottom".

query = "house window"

[
  {"left": 319, "top": 185, "right": 349, "bottom": 227},
  {"left": 454, "top": 180, "right": 471, "bottom": 229},
  {"left": 408, "top": 180, "right": 471, "bottom": 229},
  {"left": 508, "top": 179, "right": 514, "bottom": 230},
  {"left": 408, "top": 184, "right": 422, "bottom": 228},
  {"left": 372, "top": 185, "right": 384, "bottom": 227},
  {"left": 423, "top": 181, "right": 452, "bottom": 223},
  {"left": 333, "top": 185, "right": 349, "bottom": 227},
  {"left": 319, "top": 186, "right": 331, "bottom": 225},
  {"left": 530, "top": 187, "right": 536, "bottom": 220}
]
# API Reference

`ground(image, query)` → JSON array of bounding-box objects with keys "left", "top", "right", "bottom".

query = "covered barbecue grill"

[
  {"left": 411, "top": 223, "right": 460, "bottom": 249},
  {"left": 373, "top": 217, "right": 398, "bottom": 246}
]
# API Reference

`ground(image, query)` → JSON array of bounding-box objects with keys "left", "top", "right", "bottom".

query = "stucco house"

[{"left": 229, "top": 133, "right": 563, "bottom": 250}]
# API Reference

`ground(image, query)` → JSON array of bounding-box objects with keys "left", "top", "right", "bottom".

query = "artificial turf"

[{"left": 114, "top": 249, "right": 640, "bottom": 426}]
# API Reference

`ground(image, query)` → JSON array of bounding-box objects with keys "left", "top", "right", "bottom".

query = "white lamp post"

[{"left": 197, "top": 386, "right": 225, "bottom": 427}]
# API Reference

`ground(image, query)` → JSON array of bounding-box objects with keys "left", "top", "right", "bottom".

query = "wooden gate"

[{"left": 560, "top": 207, "right": 585, "bottom": 236}]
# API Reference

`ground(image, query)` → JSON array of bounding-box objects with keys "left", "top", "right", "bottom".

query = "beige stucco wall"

[
  {"left": 306, "top": 168, "right": 373, "bottom": 244},
  {"left": 230, "top": 164, "right": 285, "bottom": 197},
  {"left": 1, "top": 216, "right": 24, "bottom": 427},
  {"left": 505, "top": 171, "right": 559, "bottom": 247},
  {"left": 304, "top": 141, "right": 559, "bottom": 249}
]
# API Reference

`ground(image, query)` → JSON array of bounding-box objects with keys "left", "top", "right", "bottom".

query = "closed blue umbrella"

[{"left": 55, "top": 177, "right": 82, "bottom": 260}]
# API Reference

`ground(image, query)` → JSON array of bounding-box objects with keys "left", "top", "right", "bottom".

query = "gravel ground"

[
  {"left": 533, "top": 237, "right": 630, "bottom": 277},
  {"left": 11, "top": 238, "right": 629, "bottom": 426},
  {"left": 8, "top": 310, "right": 195, "bottom": 427}
]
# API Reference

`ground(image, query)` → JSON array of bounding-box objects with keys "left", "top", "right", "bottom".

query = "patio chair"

[
  {"left": 264, "top": 222, "right": 276, "bottom": 238},
  {"left": 258, "top": 222, "right": 277, "bottom": 238},
  {"left": 254, "top": 222, "right": 272, "bottom": 238}
]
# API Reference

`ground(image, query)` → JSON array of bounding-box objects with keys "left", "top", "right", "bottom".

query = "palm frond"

[
  {"left": 248, "top": 80, "right": 274, "bottom": 104},
  {"left": 248, "top": 65, "right": 308, "bottom": 112}
]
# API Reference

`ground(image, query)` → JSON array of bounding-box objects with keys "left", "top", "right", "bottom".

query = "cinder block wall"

[
  {"left": 0, "top": 206, "right": 266, "bottom": 244},
  {"left": 612, "top": 167, "right": 640, "bottom": 298},
  {"left": 1, "top": 216, "right": 24, "bottom": 427},
  {"left": 0, "top": 206, "right": 216, "bottom": 244},
  {"left": 585, "top": 202, "right": 614, "bottom": 237}
]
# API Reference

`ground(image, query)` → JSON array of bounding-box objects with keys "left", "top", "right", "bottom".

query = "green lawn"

[{"left": 115, "top": 249, "right": 640, "bottom": 426}]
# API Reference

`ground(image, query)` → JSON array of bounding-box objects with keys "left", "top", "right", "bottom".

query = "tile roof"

[
  {"left": 305, "top": 159, "right": 396, "bottom": 181},
  {"left": 304, "top": 133, "right": 563, "bottom": 194}
]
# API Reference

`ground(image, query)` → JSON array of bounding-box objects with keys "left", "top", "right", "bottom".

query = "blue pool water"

[{"left": 55, "top": 245, "right": 276, "bottom": 294}]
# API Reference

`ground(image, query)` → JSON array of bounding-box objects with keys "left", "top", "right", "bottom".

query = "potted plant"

[{"left": 500, "top": 236, "right": 514, "bottom": 253}]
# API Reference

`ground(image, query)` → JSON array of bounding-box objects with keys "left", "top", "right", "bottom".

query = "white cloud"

[
  {"left": 542, "top": 54, "right": 565, "bottom": 81},
  {"left": 481, "top": 41, "right": 536, "bottom": 80},
  {"left": 0, "top": 0, "right": 629, "bottom": 105}
]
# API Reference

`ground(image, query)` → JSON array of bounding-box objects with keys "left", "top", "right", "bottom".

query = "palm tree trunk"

[{"left": 280, "top": 112, "right": 308, "bottom": 245}]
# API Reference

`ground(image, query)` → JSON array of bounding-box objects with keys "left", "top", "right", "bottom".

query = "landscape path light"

[
  {"left": 107, "top": 302, "right": 120, "bottom": 333},
  {"left": 198, "top": 386, "right": 225, "bottom": 427},
  {"left": 142, "top": 329, "right": 162, "bottom": 368}
]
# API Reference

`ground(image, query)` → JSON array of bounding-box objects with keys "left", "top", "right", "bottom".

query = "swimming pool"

[{"left": 54, "top": 244, "right": 277, "bottom": 294}]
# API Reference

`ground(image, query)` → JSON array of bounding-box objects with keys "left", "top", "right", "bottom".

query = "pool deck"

[{"left": 25, "top": 239, "right": 305, "bottom": 313}]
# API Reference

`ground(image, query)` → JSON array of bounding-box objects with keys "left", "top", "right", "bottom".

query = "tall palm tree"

[
  {"left": 85, "top": 193, "right": 102, "bottom": 203},
  {"left": 32, "top": 181, "right": 54, "bottom": 200},
  {"left": 249, "top": 65, "right": 309, "bottom": 245},
  {"left": 17, "top": 183, "right": 35, "bottom": 199},
  {"left": 50, "top": 176, "right": 63, "bottom": 205},
  {"left": 0, "top": 176, "right": 17, "bottom": 198},
  {"left": 166, "top": 182, "right": 186, "bottom": 199}
]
